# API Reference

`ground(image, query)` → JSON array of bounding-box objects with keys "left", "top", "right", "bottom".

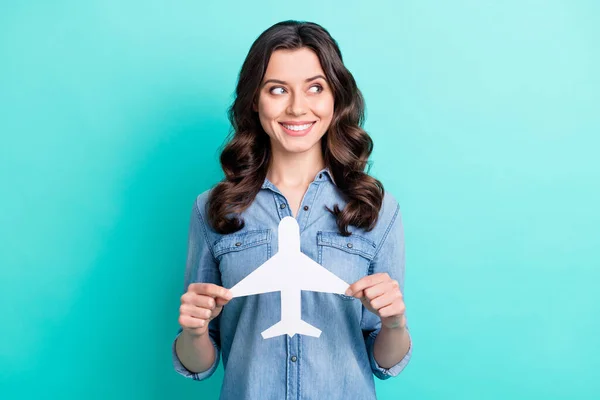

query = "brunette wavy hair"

[{"left": 207, "top": 20, "right": 385, "bottom": 236}]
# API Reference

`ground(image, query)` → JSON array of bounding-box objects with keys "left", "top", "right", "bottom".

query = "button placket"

[
  {"left": 275, "top": 194, "right": 291, "bottom": 219},
  {"left": 296, "top": 180, "right": 322, "bottom": 232}
]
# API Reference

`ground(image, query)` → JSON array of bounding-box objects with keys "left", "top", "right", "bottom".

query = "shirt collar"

[{"left": 261, "top": 167, "right": 336, "bottom": 190}]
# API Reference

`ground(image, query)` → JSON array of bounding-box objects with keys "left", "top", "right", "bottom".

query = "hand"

[
  {"left": 179, "top": 283, "right": 233, "bottom": 337},
  {"left": 345, "top": 273, "right": 407, "bottom": 330}
]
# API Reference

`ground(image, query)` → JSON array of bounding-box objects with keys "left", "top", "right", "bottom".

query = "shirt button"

[
  {"left": 291, "top": 356, "right": 297, "bottom": 362},
  {"left": 235, "top": 242, "right": 242, "bottom": 247},
  {"left": 280, "top": 203, "right": 287, "bottom": 209},
  {"left": 347, "top": 243, "right": 353, "bottom": 248},
  {"left": 303, "top": 205, "right": 309, "bottom": 211}
]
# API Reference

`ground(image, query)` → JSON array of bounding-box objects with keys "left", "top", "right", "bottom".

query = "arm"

[
  {"left": 373, "top": 324, "right": 411, "bottom": 369},
  {"left": 175, "top": 329, "right": 217, "bottom": 374},
  {"left": 172, "top": 196, "right": 222, "bottom": 380},
  {"left": 361, "top": 201, "right": 413, "bottom": 379}
]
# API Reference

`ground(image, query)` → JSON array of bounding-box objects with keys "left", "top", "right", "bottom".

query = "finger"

[
  {"left": 346, "top": 273, "right": 390, "bottom": 297},
  {"left": 378, "top": 303, "right": 407, "bottom": 321},
  {"left": 362, "top": 280, "right": 396, "bottom": 301},
  {"left": 178, "top": 315, "right": 206, "bottom": 329},
  {"left": 371, "top": 290, "right": 403, "bottom": 311},
  {"left": 215, "top": 297, "right": 230, "bottom": 307},
  {"left": 180, "top": 303, "right": 212, "bottom": 320},
  {"left": 181, "top": 292, "right": 217, "bottom": 309},
  {"left": 189, "top": 283, "right": 233, "bottom": 301}
]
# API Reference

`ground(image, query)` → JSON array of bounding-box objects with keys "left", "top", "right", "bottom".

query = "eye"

[
  {"left": 309, "top": 84, "right": 323, "bottom": 93},
  {"left": 270, "top": 86, "right": 285, "bottom": 95}
]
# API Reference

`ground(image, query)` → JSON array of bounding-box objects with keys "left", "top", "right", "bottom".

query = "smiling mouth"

[
  {"left": 278, "top": 122, "right": 316, "bottom": 137},
  {"left": 279, "top": 121, "right": 317, "bottom": 132}
]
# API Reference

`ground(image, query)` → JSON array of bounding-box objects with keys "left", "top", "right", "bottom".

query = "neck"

[{"left": 267, "top": 142, "right": 325, "bottom": 188}]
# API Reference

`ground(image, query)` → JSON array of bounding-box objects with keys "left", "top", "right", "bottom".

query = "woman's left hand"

[{"left": 345, "top": 273, "right": 407, "bottom": 330}]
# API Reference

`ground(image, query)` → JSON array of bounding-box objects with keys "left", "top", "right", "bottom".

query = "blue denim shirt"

[{"left": 172, "top": 168, "right": 412, "bottom": 400}]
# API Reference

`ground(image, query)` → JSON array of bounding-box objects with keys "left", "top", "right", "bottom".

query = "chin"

[
  {"left": 280, "top": 141, "right": 318, "bottom": 154},
  {"left": 277, "top": 135, "right": 324, "bottom": 154}
]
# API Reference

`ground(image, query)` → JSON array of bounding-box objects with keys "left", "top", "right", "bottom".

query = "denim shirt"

[{"left": 172, "top": 168, "right": 413, "bottom": 400}]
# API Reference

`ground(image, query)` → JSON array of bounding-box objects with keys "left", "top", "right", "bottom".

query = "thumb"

[
  {"left": 210, "top": 297, "right": 229, "bottom": 319},
  {"left": 215, "top": 297, "right": 230, "bottom": 307},
  {"left": 359, "top": 295, "right": 376, "bottom": 313}
]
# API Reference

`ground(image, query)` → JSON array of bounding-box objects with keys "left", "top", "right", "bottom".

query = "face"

[{"left": 254, "top": 47, "right": 335, "bottom": 155}]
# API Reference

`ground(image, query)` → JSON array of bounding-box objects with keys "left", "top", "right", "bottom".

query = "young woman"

[{"left": 173, "top": 20, "right": 412, "bottom": 400}]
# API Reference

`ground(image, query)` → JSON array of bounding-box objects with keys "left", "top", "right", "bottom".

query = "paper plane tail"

[{"left": 261, "top": 319, "right": 322, "bottom": 339}]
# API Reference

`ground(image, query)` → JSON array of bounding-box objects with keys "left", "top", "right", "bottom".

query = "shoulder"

[
  {"left": 370, "top": 189, "right": 403, "bottom": 246},
  {"left": 193, "top": 187, "right": 213, "bottom": 216},
  {"left": 188, "top": 188, "right": 218, "bottom": 238},
  {"left": 191, "top": 186, "right": 262, "bottom": 237},
  {"left": 373, "top": 189, "right": 402, "bottom": 236},
  {"left": 348, "top": 189, "right": 402, "bottom": 246}
]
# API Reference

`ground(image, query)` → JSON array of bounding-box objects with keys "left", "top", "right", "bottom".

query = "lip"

[
  {"left": 278, "top": 121, "right": 316, "bottom": 137},
  {"left": 279, "top": 121, "right": 316, "bottom": 125}
]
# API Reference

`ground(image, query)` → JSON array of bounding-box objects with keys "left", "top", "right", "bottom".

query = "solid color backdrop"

[{"left": 1, "top": 1, "right": 599, "bottom": 399}]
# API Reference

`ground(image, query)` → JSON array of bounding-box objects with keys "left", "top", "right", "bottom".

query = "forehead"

[{"left": 263, "top": 47, "right": 325, "bottom": 81}]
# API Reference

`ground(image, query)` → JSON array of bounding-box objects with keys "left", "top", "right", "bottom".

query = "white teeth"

[{"left": 282, "top": 122, "right": 314, "bottom": 131}]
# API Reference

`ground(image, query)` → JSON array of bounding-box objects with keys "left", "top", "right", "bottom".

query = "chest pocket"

[
  {"left": 213, "top": 229, "right": 271, "bottom": 289},
  {"left": 317, "top": 231, "right": 377, "bottom": 300}
]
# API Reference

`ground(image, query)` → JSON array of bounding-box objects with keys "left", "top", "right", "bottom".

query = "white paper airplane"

[{"left": 229, "top": 216, "right": 350, "bottom": 339}]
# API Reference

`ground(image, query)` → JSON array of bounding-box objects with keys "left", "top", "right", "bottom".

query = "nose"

[{"left": 286, "top": 90, "right": 307, "bottom": 116}]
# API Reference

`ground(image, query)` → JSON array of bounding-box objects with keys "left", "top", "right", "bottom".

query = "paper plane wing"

[
  {"left": 229, "top": 254, "right": 283, "bottom": 298},
  {"left": 295, "top": 252, "right": 350, "bottom": 294}
]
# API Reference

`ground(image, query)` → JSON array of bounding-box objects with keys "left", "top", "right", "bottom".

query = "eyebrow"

[{"left": 261, "top": 74, "right": 327, "bottom": 88}]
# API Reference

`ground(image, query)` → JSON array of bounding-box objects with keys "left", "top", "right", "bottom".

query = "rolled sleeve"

[
  {"left": 366, "top": 325, "right": 413, "bottom": 380},
  {"left": 361, "top": 197, "right": 413, "bottom": 379},
  {"left": 172, "top": 195, "right": 222, "bottom": 381},
  {"left": 172, "top": 328, "right": 220, "bottom": 381}
]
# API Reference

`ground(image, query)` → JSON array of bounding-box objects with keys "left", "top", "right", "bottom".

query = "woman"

[{"left": 173, "top": 20, "right": 412, "bottom": 400}]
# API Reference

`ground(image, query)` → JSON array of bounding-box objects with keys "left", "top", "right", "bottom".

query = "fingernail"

[{"left": 345, "top": 288, "right": 352, "bottom": 296}]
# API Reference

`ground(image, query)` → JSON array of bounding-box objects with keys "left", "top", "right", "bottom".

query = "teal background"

[{"left": 1, "top": 1, "right": 599, "bottom": 399}]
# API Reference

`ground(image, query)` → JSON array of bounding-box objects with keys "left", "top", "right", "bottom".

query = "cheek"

[
  {"left": 257, "top": 104, "right": 278, "bottom": 135},
  {"left": 258, "top": 98, "right": 284, "bottom": 120},
  {"left": 313, "top": 96, "right": 334, "bottom": 120}
]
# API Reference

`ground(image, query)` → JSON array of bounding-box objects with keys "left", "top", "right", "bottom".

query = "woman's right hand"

[{"left": 179, "top": 283, "right": 233, "bottom": 337}]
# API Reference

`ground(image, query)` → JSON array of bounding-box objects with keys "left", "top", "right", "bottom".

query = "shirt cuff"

[
  {"left": 172, "top": 329, "right": 220, "bottom": 381},
  {"left": 366, "top": 325, "right": 412, "bottom": 380}
]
